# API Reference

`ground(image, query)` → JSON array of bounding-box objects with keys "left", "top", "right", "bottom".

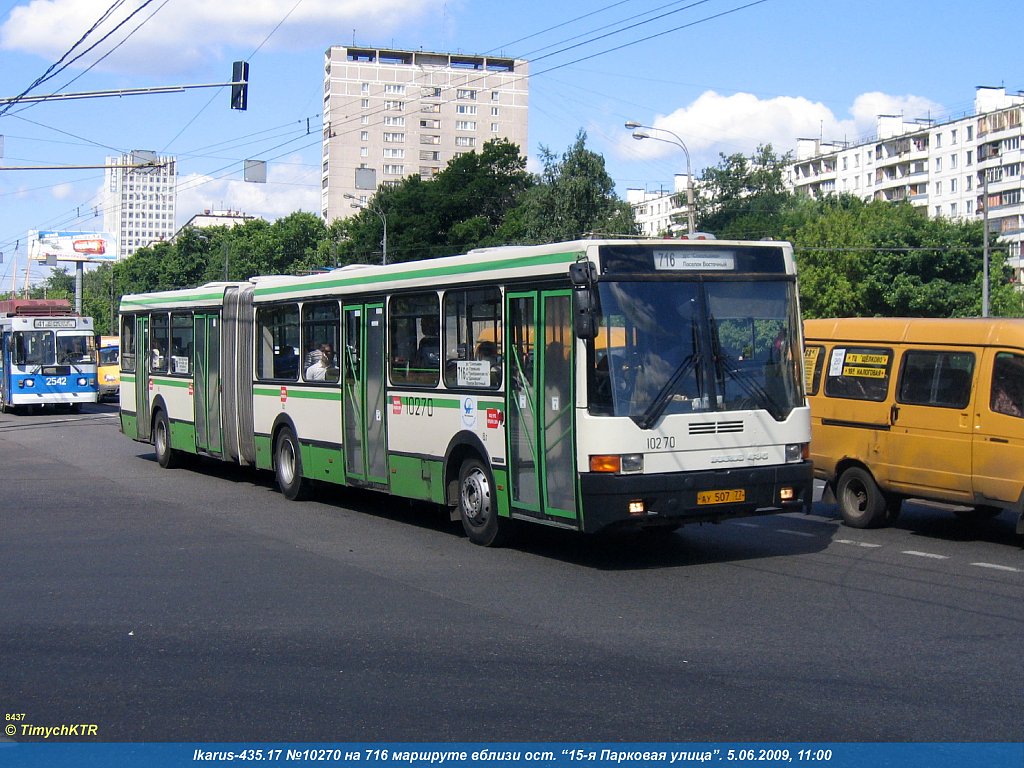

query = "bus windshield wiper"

[
  {"left": 632, "top": 353, "right": 698, "bottom": 430},
  {"left": 717, "top": 347, "right": 786, "bottom": 420}
]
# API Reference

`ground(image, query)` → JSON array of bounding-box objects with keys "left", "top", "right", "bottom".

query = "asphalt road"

[{"left": 1, "top": 403, "right": 1021, "bottom": 743}]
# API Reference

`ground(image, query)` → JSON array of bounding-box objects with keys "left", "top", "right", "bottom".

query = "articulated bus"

[
  {"left": 0, "top": 299, "right": 98, "bottom": 413},
  {"left": 118, "top": 238, "right": 813, "bottom": 545}
]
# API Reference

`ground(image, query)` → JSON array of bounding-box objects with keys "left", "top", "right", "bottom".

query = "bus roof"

[{"left": 804, "top": 316, "right": 1024, "bottom": 349}]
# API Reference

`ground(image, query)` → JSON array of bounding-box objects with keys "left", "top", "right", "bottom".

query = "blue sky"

[{"left": 0, "top": 0, "right": 1020, "bottom": 288}]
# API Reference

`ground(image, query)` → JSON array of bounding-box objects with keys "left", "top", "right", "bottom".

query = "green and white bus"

[{"left": 118, "top": 238, "right": 813, "bottom": 545}]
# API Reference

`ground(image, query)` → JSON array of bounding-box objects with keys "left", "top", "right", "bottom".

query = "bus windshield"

[{"left": 588, "top": 279, "right": 803, "bottom": 424}]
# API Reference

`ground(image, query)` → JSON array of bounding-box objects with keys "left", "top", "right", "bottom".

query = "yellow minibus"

[
  {"left": 97, "top": 334, "right": 120, "bottom": 401},
  {"left": 804, "top": 317, "right": 1024, "bottom": 534}
]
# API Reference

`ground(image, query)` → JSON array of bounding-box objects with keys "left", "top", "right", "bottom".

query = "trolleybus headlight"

[
  {"left": 77, "top": 377, "right": 88, "bottom": 386},
  {"left": 785, "top": 443, "right": 806, "bottom": 463},
  {"left": 22, "top": 378, "right": 34, "bottom": 388}
]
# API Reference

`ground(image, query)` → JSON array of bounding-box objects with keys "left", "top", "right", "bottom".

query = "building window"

[
  {"left": 383, "top": 164, "right": 405, "bottom": 175},
  {"left": 456, "top": 89, "right": 477, "bottom": 100},
  {"left": 455, "top": 120, "right": 476, "bottom": 131},
  {"left": 950, "top": 153, "right": 958, "bottom": 169},
  {"left": 935, "top": 158, "right": 942, "bottom": 172},
  {"left": 384, "top": 116, "right": 405, "bottom": 126},
  {"left": 384, "top": 100, "right": 405, "bottom": 111},
  {"left": 384, "top": 84, "right": 406, "bottom": 95},
  {"left": 455, "top": 104, "right": 477, "bottom": 115},
  {"left": 361, "top": 83, "right": 369, "bottom": 93},
  {"left": 383, "top": 148, "right": 405, "bottom": 158},
  {"left": 455, "top": 136, "right": 476, "bottom": 147},
  {"left": 383, "top": 132, "right": 405, "bottom": 142},
  {"left": 491, "top": 92, "right": 500, "bottom": 101},
  {"left": 491, "top": 123, "right": 499, "bottom": 133},
  {"left": 361, "top": 98, "right": 369, "bottom": 108}
]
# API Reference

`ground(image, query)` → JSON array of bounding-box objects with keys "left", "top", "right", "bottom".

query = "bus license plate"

[{"left": 697, "top": 489, "right": 746, "bottom": 505}]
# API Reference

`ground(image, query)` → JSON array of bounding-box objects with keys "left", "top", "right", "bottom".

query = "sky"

[{"left": 0, "top": 0, "right": 1020, "bottom": 289}]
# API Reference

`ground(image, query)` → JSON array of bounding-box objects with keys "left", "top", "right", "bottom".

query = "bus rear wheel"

[
  {"left": 458, "top": 457, "right": 509, "bottom": 547},
  {"left": 153, "top": 410, "right": 179, "bottom": 469},
  {"left": 275, "top": 426, "right": 308, "bottom": 501},
  {"left": 836, "top": 466, "right": 888, "bottom": 528}
]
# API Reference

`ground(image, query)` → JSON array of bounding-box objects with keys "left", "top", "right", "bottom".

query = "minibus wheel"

[{"left": 836, "top": 467, "right": 887, "bottom": 528}]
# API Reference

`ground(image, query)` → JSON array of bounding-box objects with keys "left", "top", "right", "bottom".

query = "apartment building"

[
  {"left": 787, "top": 86, "right": 1024, "bottom": 278},
  {"left": 626, "top": 174, "right": 694, "bottom": 236},
  {"left": 321, "top": 46, "right": 529, "bottom": 222},
  {"left": 103, "top": 150, "right": 177, "bottom": 260}
]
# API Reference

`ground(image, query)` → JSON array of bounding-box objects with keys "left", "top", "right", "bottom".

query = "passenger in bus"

[{"left": 306, "top": 344, "right": 338, "bottom": 382}]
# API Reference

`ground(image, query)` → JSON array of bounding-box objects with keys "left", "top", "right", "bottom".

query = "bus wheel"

[
  {"left": 836, "top": 467, "right": 887, "bottom": 528},
  {"left": 153, "top": 410, "right": 179, "bottom": 469},
  {"left": 458, "top": 457, "right": 508, "bottom": 547},
  {"left": 275, "top": 426, "right": 308, "bottom": 501}
]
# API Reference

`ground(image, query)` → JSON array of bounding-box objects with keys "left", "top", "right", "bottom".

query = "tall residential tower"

[
  {"left": 321, "top": 46, "right": 529, "bottom": 222},
  {"left": 103, "top": 151, "right": 177, "bottom": 260}
]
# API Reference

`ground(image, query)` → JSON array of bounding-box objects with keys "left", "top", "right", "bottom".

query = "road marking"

[
  {"left": 970, "top": 562, "right": 1020, "bottom": 573},
  {"left": 733, "top": 522, "right": 760, "bottom": 528},
  {"left": 902, "top": 550, "right": 949, "bottom": 560},
  {"left": 778, "top": 529, "right": 815, "bottom": 538},
  {"left": 834, "top": 539, "right": 882, "bottom": 548}
]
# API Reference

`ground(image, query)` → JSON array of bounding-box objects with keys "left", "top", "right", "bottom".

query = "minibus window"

[
  {"left": 897, "top": 350, "right": 974, "bottom": 409},
  {"left": 823, "top": 346, "right": 891, "bottom": 401}
]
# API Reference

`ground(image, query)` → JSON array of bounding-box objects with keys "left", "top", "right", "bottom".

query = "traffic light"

[{"left": 231, "top": 61, "right": 249, "bottom": 110}]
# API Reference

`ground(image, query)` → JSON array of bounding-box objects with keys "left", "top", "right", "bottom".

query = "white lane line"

[
  {"left": 902, "top": 550, "right": 949, "bottom": 560},
  {"left": 733, "top": 522, "right": 761, "bottom": 528},
  {"left": 834, "top": 539, "right": 882, "bottom": 548},
  {"left": 970, "top": 562, "right": 1020, "bottom": 573},
  {"left": 778, "top": 529, "right": 816, "bottom": 538}
]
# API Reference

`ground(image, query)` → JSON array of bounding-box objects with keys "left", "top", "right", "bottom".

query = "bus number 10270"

[
  {"left": 404, "top": 396, "right": 434, "bottom": 417},
  {"left": 647, "top": 435, "right": 676, "bottom": 450}
]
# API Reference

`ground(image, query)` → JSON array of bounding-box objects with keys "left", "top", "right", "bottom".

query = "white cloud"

[
  {"left": 1, "top": 0, "right": 450, "bottom": 74},
  {"left": 175, "top": 153, "right": 319, "bottom": 227},
  {"left": 618, "top": 89, "right": 946, "bottom": 168},
  {"left": 51, "top": 182, "right": 74, "bottom": 199}
]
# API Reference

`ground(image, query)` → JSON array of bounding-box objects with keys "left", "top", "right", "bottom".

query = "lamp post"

[
  {"left": 344, "top": 194, "right": 388, "bottom": 265},
  {"left": 625, "top": 120, "right": 696, "bottom": 235}
]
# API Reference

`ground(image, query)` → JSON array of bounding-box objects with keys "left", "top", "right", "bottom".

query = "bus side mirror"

[{"left": 569, "top": 261, "right": 599, "bottom": 340}]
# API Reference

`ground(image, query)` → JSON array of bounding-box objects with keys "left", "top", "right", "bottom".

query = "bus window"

[
  {"left": 256, "top": 305, "right": 299, "bottom": 381},
  {"left": 390, "top": 293, "right": 439, "bottom": 386},
  {"left": 170, "top": 313, "right": 193, "bottom": 375},
  {"left": 151, "top": 313, "right": 169, "bottom": 373},
  {"left": 121, "top": 315, "right": 136, "bottom": 373},
  {"left": 443, "top": 287, "right": 501, "bottom": 389},
  {"left": 301, "top": 301, "right": 340, "bottom": 382}
]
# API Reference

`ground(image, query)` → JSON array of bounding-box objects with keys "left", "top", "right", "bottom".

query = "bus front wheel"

[
  {"left": 153, "top": 410, "right": 179, "bottom": 469},
  {"left": 275, "top": 426, "right": 308, "bottom": 501},
  {"left": 458, "top": 457, "right": 509, "bottom": 547},
  {"left": 836, "top": 467, "right": 887, "bottom": 528}
]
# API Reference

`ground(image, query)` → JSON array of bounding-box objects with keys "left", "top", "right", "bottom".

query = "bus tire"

[
  {"left": 275, "top": 426, "right": 308, "bottom": 501},
  {"left": 458, "top": 457, "right": 508, "bottom": 547},
  {"left": 153, "top": 409, "right": 179, "bottom": 469},
  {"left": 836, "top": 466, "right": 888, "bottom": 528}
]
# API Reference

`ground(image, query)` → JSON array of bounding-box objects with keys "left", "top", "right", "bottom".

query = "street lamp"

[
  {"left": 344, "top": 194, "right": 388, "bottom": 266},
  {"left": 625, "top": 120, "right": 696, "bottom": 235}
]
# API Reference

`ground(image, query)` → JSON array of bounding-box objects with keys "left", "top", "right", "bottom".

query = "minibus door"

[
  {"left": 971, "top": 349, "right": 1024, "bottom": 506},
  {"left": 887, "top": 350, "right": 974, "bottom": 501},
  {"left": 193, "top": 313, "right": 223, "bottom": 456},
  {"left": 507, "top": 290, "right": 577, "bottom": 521},
  {"left": 342, "top": 303, "right": 388, "bottom": 487}
]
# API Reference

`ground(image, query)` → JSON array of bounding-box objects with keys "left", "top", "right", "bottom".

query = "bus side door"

[
  {"left": 194, "top": 313, "right": 223, "bottom": 456},
  {"left": 972, "top": 349, "right": 1024, "bottom": 507},
  {"left": 507, "top": 290, "right": 577, "bottom": 522},
  {"left": 342, "top": 302, "right": 388, "bottom": 487},
  {"left": 135, "top": 315, "right": 151, "bottom": 440}
]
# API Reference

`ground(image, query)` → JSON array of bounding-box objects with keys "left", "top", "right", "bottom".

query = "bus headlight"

[
  {"left": 785, "top": 443, "right": 807, "bottom": 463},
  {"left": 589, "top": 454, "right": 644, "bottom": 474},
  {"left": 21, "top": 378, "right": 34, "bottom": 388},
  {"left": 77, "top": 377, "right": 88, "bottom": 386}
]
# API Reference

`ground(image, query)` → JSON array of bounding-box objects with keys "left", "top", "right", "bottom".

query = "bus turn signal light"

[{"left": 590, "top": 455, "right": 621, "bottom": 473}]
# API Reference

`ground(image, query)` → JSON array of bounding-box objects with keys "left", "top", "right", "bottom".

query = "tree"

[
  {"left": 791, "top": 195, "right": 1023, "bottom": 318},
  {"left": 695, "top": 144, "right": 796, "bottom": 239},
  {"left": 498, "top": 130, "right": 636, "bottom": 243}
]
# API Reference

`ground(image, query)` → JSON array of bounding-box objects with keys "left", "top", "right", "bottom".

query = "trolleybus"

[
  {"left": 118, "top": 238, "right": 812, "bottom": 545},
  {"left": 0, "top": 298, "right": 98, "bottom": 413}
]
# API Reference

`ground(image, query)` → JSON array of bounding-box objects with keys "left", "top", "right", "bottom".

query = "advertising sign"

[{"left": 28, "top": 230, "right": 117, "bottom": 263}]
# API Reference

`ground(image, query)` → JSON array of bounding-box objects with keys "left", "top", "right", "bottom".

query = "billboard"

[{"left": 28, "top": 230, "right": 117, "bottom": 263}]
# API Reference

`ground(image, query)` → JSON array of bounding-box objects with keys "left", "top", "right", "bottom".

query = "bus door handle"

[{"left": 890, "top": 404, "right": 900, "bottom": 424}]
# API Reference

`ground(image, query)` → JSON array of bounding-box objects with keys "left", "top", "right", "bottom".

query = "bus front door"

[
  {"left": 507, "top": 291, "right": 577, "bottom": 523},
  {"left": 135, "top": 315, "right": 151, "bottom": 440},
  {"left": 342, "top": 303, "right": 388, "bottom": 487},
  {"left": 193, "top": 313, "right": 223, "bottom": 457}
]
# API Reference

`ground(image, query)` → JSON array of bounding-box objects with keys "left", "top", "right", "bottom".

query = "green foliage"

[
  {"left": 498, "top": 130, "right": 637, "bottom": 242},
  {"left": 695, "top": 144, "right": 794, "bottom": 239}
]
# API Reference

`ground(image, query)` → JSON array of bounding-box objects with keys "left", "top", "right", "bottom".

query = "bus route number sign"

[{"left": 654, "top": 250, "right": 735, "bottom": 271}]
